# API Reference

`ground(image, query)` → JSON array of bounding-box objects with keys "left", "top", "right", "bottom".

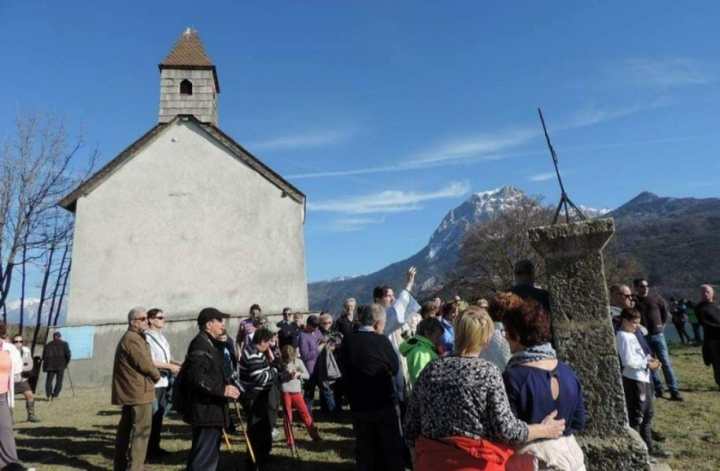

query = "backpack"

[
  {"left": 317, "top": 347, "right": 342, "bottom": 384},
  {"left": 171, "top": 349, "right": 215, "bottom": 423}
]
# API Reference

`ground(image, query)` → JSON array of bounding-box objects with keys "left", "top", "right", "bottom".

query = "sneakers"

[{"left": 669, "top": 392, "right": 685, "bottom": 402}]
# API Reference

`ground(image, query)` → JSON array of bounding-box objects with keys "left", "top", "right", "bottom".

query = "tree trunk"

[
  {"left": 31, "top": 244, "right": 55, "bottom": 356},
  {"left": 52, "top": 260, "right": 71, "bottom": 327}
]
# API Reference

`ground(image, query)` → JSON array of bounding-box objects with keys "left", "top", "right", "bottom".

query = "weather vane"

[{"left": 537, "top": 107, "right": 586, "bottom": 224}]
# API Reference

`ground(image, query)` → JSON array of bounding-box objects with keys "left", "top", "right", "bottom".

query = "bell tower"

[{"left": 158, "top": 28, "right": 219, "bottom": 125}]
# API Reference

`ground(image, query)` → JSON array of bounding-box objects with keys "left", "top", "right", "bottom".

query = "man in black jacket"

[
  {"left": 634, "top": 278, "right": 683, "bottom": 401},
  {"left": 42, "top": 332, "right": 71, "bottom": 399},
  {"left": 341, "top": 303, "right": 404, "bottom": 471},
  {"left": 184, "top": 308, "right": 241, "bottom": 471},
  {"left": 697, "top": 285, "right": 720, "bottom": 388},
  {"left": 239, "top": 327, "right": 279, "bottom": 471}
]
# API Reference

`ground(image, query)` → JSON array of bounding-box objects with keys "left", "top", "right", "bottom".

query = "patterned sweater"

[{"left": 404, "top": 356, "right": 529, "bottom": 448}]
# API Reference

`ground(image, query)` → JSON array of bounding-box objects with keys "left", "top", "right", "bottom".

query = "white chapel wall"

[{"left": 66, "top": 119, "right": 308, "bottom": 325}]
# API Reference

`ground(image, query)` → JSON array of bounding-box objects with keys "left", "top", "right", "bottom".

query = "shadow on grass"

[
  {"left": 16, "top": 427, "right": 116, "bottom": 471},
  {"left": 96, "top": 409, "right": 121, "bottom": 416}
]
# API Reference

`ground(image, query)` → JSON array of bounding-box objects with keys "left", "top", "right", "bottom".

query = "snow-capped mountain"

[
  {"left": 3, "top": 298, "right": 67, "bottom": 326},
  {"left": 427, "top": 186, "right": 528, "bottom": 261},
  {"left": 309, "top": 186, "right": 533, "bottom": 310}
]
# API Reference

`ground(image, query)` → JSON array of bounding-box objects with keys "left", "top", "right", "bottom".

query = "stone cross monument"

[{"left": 528, "top": 218, "right": 649, "bottom": 470}]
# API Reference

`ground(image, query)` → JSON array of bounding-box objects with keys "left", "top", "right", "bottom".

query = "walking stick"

[
  {"left": 66, "top": 366, "right": 75, "bottom": 398},
  {"left": 282, "top": 408, "right": 300, "bottom": 460},
  {"left": 222, "top": 428, "right": 233, "bottom": 450},
  {"left": 233, "top": 400, "right": 256, "bottom": 464}
]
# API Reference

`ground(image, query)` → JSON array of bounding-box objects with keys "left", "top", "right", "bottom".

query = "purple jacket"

[{"left": 298, "top": 330, "right": 322, "bottom": 375}]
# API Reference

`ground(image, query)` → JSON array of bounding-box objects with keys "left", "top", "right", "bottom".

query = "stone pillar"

[{"left": 528, "top": 218, "right": 649, "bottom": 470}]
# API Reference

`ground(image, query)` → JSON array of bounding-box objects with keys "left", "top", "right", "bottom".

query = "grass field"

[{"left": 13, "top": 343, "right": 720, "bottom": 470}]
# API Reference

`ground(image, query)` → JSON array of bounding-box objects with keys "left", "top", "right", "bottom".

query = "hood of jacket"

[{"left": 399, "top": 335, "right": 435, "bottom": 357}]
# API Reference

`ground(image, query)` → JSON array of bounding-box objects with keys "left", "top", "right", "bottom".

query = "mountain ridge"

[{"left": 309, "top": 187, "right": 720, "bottom": 311}]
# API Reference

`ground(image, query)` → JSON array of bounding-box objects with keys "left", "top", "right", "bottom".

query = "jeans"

[
  {"left": 691, "top": 323, "right": 703, "bottom": 343},
  {"left": 45, "top": 370, "right": 64, "bottom": 398},
  {"left": 148, "top": 387, "right": 169, "bottom": 454},
  {"left": 304, "top": 377, "right": 336, "bottom": 413},
  {"left": 187, "top": 427, "right": 221, "bottom": 471},
  {"left": 673, "top": 321, "right": 691, "bottom": 344},
  {"left": 647, "top": 333, "right": 679, "bottom": 394}
]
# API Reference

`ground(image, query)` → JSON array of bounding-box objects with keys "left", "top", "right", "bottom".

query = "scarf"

[{"left": 506, "top": 342, "right": 557, "bottom": 370}]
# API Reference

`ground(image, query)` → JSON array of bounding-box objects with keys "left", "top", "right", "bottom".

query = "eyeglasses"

[{"left": 622, "top": 294, "right": 633, "bottom": 299}]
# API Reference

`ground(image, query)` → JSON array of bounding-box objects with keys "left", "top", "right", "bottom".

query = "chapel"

[{"left": 60, "top": 28, "right": 308, "bottom": 325}]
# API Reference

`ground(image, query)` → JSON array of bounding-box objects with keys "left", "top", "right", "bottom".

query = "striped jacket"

[{"left": 238, "top": 342, "right": 277, "bottom": 396}]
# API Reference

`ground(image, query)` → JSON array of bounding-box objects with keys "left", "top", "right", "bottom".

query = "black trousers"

[
  {"left": 673, "top": 321, "right": 691, "bottom": 344},
  {"left": 351, "top": 407, "right": 404, "bottom": 471},
  {"left": 45, "top": 370, "right": 64, "bottom": 398},
  {"left": 148, "top": 387, "right": 168, "bottom": 454},
  {"left": 622, "top": 377, "right": 654, "bottom": 449},
  {"left": 187, "top": 427, "right": 221, "bottom": 471},
  {"left": 705, "top": 340, "right": 720, "bottom": 388},
  {"left": 246, "top": 393, "right": 273, "bottom": 469}
]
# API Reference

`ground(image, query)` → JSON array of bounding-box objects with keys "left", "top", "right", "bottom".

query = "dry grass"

[
  {"left": 14, "top": 390, "right": 355, "bottom": 470},
  {"left": 12, "top": 344, "right": 719, "bottom": 469},
  {"left": 653, "top": 344, "right": 720, "bottom": 470}
]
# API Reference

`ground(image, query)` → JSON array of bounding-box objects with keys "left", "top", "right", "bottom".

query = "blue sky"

[{"left": 2, "top": 1, "right": 720, "bottom": 286}]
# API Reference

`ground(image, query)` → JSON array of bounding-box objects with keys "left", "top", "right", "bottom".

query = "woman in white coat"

[{"left": 0, "top": 323, "right": 23, "bottom": 468}]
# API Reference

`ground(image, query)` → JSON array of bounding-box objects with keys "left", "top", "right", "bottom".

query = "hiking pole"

[
  {"left": 66, "top": 367, "right": 75, "bottom": 398},
  {"left": 233, "top": 400, "right": 256, "bottom": 464}
]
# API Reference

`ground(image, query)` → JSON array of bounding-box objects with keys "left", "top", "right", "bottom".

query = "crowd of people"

[
  {"left": 100, "top": 263, "right": 720, "bottom": 471},
  {"left": 0, "top": 262, "right": 714, "bottom": 471}
]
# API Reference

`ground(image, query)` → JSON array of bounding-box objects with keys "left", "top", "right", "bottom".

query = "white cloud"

[
  {"left": 287, "top": 102, "right": 658, "bottom": 180},
  {"left": 248, "top": 129, "right": 353, "bottom": 151},
  {"left": 407, "top": 128, "right": 538, "bottom": 165},
  {"left": 330, "top": 217, "right": 386, "bottom": 232},
  {"left": 528, "top": 172, "right": 556, "bottom": 182},
  {"left": 622, "top": 58, "right": 711, "bottom": 89},
  {"left": 310, "top": 181, "right": 470, "bottom": 214}
]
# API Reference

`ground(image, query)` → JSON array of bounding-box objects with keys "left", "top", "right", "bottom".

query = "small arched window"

[{"left": 180, "top": 79, "right": 193, "bottom": 95}]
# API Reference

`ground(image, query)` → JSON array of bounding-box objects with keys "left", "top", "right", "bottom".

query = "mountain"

[
  {"left": 308, "top": 186, "right": 533, "bottom": 311},
  {"left": 607, "top": 192, "right": 720, "bottom": 295},
  {"left": 3, "top": 298, "right": 67, "bottom": 327},
  {"left": 309, "top": 188, "right": 720, "bottom": 311}
]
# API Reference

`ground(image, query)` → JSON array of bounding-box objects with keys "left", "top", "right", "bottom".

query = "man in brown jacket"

[{"left": 112, "top": 306, "right": 161, "bottom": 471}]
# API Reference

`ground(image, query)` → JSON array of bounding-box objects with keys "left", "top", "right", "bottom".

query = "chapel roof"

[
  {"left": 58, "top": 115, "right": 306, "bottom": 212},
  {"left": 161, "top": 27, "right": 214, "bottom": 67}
]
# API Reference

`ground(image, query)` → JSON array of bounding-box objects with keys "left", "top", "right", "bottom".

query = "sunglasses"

[
  {"left": 153, "top": 316, "right": 165, "bottom": 320},
  {"left": 134, "top": 316, "right": 148, "bottom": 321},
  {"left": 12, "top": 340, "right": 22, "bottom": 344}
]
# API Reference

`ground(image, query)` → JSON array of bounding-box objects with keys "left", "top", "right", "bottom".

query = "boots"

[
  {"left": 308, "top": 425, "right": 322, "bottom": 442},
  {"left": 26, "top": 400, "right": 39, "bottom": 423}
]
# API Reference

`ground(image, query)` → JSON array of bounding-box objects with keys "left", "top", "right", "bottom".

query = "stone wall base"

[{"left": 578, "top": 426, "right": 650, "bottom": 471}]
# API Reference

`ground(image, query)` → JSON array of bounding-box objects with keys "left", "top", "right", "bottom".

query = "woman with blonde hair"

[
  {"left": 279, "top": 345, "right": 321, "bottom": 442},
  {"left": 405, "top": 309, "right": 565, "bottom": 471}
]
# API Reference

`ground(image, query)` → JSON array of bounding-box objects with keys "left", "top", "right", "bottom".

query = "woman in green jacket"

[{"left": 400, "top": 318, "right": 444, "bottom": 384}]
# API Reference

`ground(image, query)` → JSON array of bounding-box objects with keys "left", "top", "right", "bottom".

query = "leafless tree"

[
  {"left": 0, "top": 113, "right": 95, "bottom": 330},
  {"left": 454, "top": 196, "right": 553, "bottom": 300}
]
